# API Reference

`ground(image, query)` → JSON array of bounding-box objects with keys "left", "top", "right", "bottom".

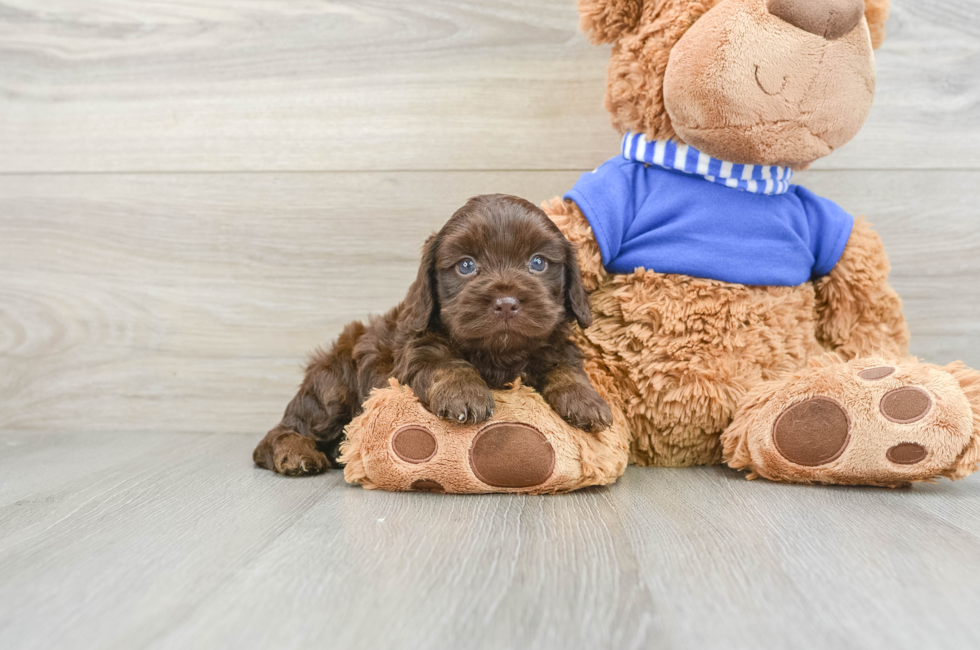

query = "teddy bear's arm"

[
  {"left": 813, "top": 216, "right": 910, "bottom": 360},
  {"left": 542, "top": 197, "right": 608, "bottom": 292}
]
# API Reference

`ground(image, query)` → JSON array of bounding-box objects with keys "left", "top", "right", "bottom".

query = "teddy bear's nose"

[{"left": 767, "top": 0, "right": 864, "bottom": 40}]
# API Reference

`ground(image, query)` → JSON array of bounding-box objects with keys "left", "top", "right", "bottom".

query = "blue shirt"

[{"left": 564, "top": 155, "right": 854, "bottom": 287}]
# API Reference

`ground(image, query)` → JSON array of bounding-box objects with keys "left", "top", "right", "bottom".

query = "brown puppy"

[{"left": 253, "top": 194, "right": 613, "bottom": 476}]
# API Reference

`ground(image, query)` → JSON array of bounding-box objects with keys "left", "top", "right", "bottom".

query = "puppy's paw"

[
  {"left": 545, "top": 383, "right": 613, "bottom": 433},
  {"left": 272, "top": 433, "right": 330, "bottom": 476},
  {"left": 428, "top": 373, "right": 496, "bottom": 425}
]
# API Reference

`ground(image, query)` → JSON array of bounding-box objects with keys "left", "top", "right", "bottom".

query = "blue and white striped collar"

[{"left": 622, "top": 132, "right": 794, "bottom": 195}]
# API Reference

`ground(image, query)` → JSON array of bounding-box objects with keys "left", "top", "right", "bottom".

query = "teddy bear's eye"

[
  {"left": 529, "top": 255, "right": 547, "bottom": 272},
  {"left": 457, "top": 258, "right": 477, "bottom": 275}
]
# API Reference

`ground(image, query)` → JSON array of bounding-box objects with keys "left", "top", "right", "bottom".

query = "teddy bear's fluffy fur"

[
  {"left": 545, "top": 201, "right": 914, "bottom": 467},
  {"left": 340, "top": 0, "right": 980, "bottom": 491},
  {"left": 541, "top": 0, "right": 980, "bottom": 484}
]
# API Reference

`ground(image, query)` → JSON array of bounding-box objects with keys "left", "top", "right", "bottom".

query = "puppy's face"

[{"left": 405, "top": 194, "right": 591, "bottom": 354}]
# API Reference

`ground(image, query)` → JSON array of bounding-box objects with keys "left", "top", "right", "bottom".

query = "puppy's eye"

[
  {"left": 529, "top": 255, "right": 547, "bottom": 272},
  {"left": 457, "top": 258, "right": 477, "bottom": 275}
]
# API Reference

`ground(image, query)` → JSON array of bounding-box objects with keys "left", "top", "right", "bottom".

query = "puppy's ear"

[
  {"left": 564, "top": 241, "right": 593, "bottom": 329},
  {"left": 404, "top": 234, "right": 440, "bottom": 333}
]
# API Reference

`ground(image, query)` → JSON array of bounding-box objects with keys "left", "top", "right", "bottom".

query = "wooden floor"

[
  {"left": 1, "top": 431, "right": 979, "bottom": 650},
  {"left": 2, "top": 1, "right": 980, "bottom": 648}
]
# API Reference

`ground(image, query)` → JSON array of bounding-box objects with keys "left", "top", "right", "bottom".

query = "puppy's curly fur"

[{"left": 254, "top": 194, "right": 613, "bottom": 476}]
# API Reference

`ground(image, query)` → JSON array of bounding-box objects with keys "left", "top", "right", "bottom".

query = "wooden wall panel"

[
  {"left": 2, "top": 170, "right": 977, "bottom": 435},
  {"left": 0, "top": 0, "right": 977, "bottom": 172}
]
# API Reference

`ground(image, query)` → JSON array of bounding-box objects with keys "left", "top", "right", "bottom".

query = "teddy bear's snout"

[{"left": 766, "top": 0, "right": 864, "bottom": 41}]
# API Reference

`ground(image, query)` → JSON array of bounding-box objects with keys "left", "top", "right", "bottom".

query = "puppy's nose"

[
  {"left": 493, "top": 297, "right": 520, "bottom": 320},
  {"left": 767, "top": 0, "right": 863, "bottom": 40}
]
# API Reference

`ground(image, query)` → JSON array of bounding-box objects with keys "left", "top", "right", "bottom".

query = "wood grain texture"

[
  {"left": 2, "top": 170, "right": 978, "bottom": 436},
  {"left": 0, "top": 432, "right": 978, "bottom": 650},
  {"left": 2, "top": 1, "right": 980, "bottom": 647},
  {"left": 0, "top": 0, "right": 978, "bottom": 172}
]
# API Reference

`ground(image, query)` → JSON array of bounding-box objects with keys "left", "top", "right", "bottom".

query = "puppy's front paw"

[
  {"left": 271, "top": 433, "right": 329, "bottom": 476},
  {"left": 545, "top": 382, "right": 613, "bottom": 433},
  {"left": 428, "top": 372, "right": 495, "bottom": 425}
]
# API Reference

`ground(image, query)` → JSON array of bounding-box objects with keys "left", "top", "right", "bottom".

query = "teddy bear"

[{"left": 340, "top": 0, "right": 980, "bottom": 492}]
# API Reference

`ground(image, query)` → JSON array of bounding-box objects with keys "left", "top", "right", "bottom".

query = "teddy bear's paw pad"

[
  {"left": 772, "top": 397, "right": 850, "bottom": 467},
  {"left": 468, "top": 423, "right": 556, "bottom": 488},
  {"left": 756, "top": 360, "right": 975, "bottom": 485},
  {"left": 391, "top": 426, "right": 438, "bottom": 463}
]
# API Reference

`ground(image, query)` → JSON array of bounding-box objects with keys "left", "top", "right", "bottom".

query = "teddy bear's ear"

[
  {"left": 577, "top": 0, "right": 644, "bottom": 45},
  {"left": 864, "top": 0, "right": 890, "bottom": 50}
]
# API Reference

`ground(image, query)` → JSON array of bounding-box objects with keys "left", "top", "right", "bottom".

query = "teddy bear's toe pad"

[
  {"left": 880, "top": 387, "right": 932, "bottom": 423},
  {"left": 410, "top": 479, "right": 446, "bottom": 492},
  {"left": 726, "top": 358, "right": 978, "bottom": 486},
  {"left": 858, "top": 366, "right": 895, "bottom": 381},
  {"left": 391, "top": 426, "right": 438, "bottom": 463},
  {"left": 886, "top": 442, "right": 927, "bottom": 465}
]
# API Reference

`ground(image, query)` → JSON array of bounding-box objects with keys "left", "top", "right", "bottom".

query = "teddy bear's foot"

[
  {"left": 339, "top": 380, "right": 630, "bottom": 494},
  {"left": 722, "top": 356, "right": 980, "bottom": 487}
]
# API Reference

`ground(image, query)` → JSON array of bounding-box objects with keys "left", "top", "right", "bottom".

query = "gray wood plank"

[
  {"left": 2, "top": 170, "right": 978, "bottom": 437},
  {"left": 0, "top": 430, "right": 192, "bottom": 508},
  {"left": 150, "top": 479, "right": 659, "bottom": 650},
  {"left": 0, "top": 432, "right": 342, "bottom": 650},
  {"left": 615, "top": 468, "right": 980, "bottom": 649},
  {"left": 148, "top": 468, "right": 980, "bottom": 650},
  {"left": 2, "top": 432, "right": 977, "bottom": 650},
  {"left": 0, "top": 0, "right": 976, "bottom": 173}
]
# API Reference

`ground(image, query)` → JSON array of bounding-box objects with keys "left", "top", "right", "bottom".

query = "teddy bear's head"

[{"left": 580, "top": 0, "right": 890, "bottom": 168}]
